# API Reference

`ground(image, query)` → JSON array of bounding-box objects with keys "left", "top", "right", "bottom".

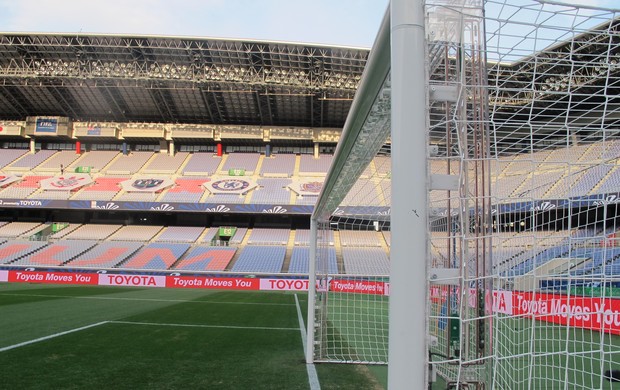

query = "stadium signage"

[
  {"left": 512, "top": 291, "right": 620, "bottom": 335},
  {"left": 330, "top": 279, "right": 388, "bottom": 295},
  {"left": 8, "top": 271, "right": 96, "bottom": 285},
  {"left": 34, "top": 118, "right": 58, "bottom": 134},
  {"left": 99, "top": 274, "right": 166, "bottom": 287},
  {"left": 168, "top": 276, "right": 258, "bottom": 290},
  {"left": 260, "top": 278, "right": 309, "bottom": 291},
  {"left": 87, "top": 126, "right": 101, "bottom": 136}
]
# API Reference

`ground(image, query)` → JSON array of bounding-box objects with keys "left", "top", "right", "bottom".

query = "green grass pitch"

[{"left": 0, "top": 283, "right": 386, "bottom": 390}]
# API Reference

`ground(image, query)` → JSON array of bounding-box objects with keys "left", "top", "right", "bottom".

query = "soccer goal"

[{"left": 307, "top": 0, "right": 620, "bottom": 389}]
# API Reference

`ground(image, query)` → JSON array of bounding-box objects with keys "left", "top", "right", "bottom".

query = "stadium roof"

[
  {"left": 0, "top": 33, "right": 369, "bottom": 128},
  {"left": 0, "top": 13, "right": 618, "bottom": 142}
]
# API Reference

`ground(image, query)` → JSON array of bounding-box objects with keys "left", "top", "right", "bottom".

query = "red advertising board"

[
  {"left": 329, "top": 279, "right": 388, "bottom": 295},
  {"left": 8, "top": 270, "right": 97, "bottom": 285},
  {"left": 512, "top": 291, "right": 620, "bottom": 335},
  {"left": 167, "top": 276, "right": 259, "bottom": 290}
]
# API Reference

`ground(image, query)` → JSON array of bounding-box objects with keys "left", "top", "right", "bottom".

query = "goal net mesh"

[{"left": 310, "top": 0, "right": 620, "bottom": 388}]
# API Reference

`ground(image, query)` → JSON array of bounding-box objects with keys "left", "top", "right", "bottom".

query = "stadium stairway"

[
  {"left": 254, "top": 154, "right": 266, "bottom": 176},
  {"left": 99, "top": 152, "right": 125, "bottom": 174},
  {"left": 333, "top": 230, "right": 346, "bottom": 274},
  {"left": 590, "top": 165, "right": 619, "bottom": 195},
  {"left": 292, "top": 154, "right": 301, "bottom": 177},
  {"left": 280, "top": 229, "right": 296, "bottom": 272},
  {"left": 216, "top": 153, "right": 231, "bottom": 175},
  {"left": 379, "top": 230, "right": 390, "bottom": 257}
]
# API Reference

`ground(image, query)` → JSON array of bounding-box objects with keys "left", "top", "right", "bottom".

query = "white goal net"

[{"left": 308, "top": 0, "right": 620, "bottom": 389}]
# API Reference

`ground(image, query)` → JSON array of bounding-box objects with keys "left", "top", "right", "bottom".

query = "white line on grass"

[
  {"left": 294, "top": 294, "right": 321, "bottom": 390},
  {"left": 0, "top": 321, "right": 109, "bottom": 352},
  {"left": 109, "top": 320, "right": 300, "bottom": 331},
  {"left": 0, "top": 293, "right": 294, "bottom": 306}
]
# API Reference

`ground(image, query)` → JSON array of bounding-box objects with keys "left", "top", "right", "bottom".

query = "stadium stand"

[
  {"left": 70, "top": 150, "right": 119, "bottom": 172},
  {"left": 341, "top": 179, "right": 381, "bottom": 206},
  {"left": 12, "top": 240, "right": 98, "bottom": 266},
  {"left": 247, "top": 228, "right": 290, "bottom": 245},
  {"left": 72, "top": 177, "right": 125, "bottom": 200},
  {"left": 105, "top": 152, "right": 153, "bottom": 175},
  {"left": 298, "top": 154, "right": 333, "bottom": 175},
  {"left": 206, "top": 193, "right": 246, "bottom": 204},
  {"left": 0, "top": 175, "right": 51, "bottom": 199},
  {"left": 260, "top": 154, "right": 296, "bottom": 177},
  {"left": 36, "top": 189, "right": 74, "bottom": 200},
  {"left": 108, "top": 225, "right": 162, "bottom": 241},
  {"left": 221, "top": 153, "right": 260, "bottom": 174},
  {"left": 48, "top": 224, "right": 83, "bottom": 239},
  {"left": 35, "top": 150, "right": 81, "bottom": 172},
  {"left": 5, "top": 150, "right": 56, "bottom": 171},
  {"left": 250, "top": 178, "right": 291, "bottom": 204},
  {"left": 0, "top": 149, "right": 28, "bottom": 168},
  {"left": 339, "top": 230, "right": 383, "bottom": 247},
  {"left": 65, "top": 224, "right": 122, "bottom": 240},
  {"left": 119, "top": 243, "right": 190, "bottom": 270},
  {"left": 373, "top": 156, "right": 391, "bottom": 176},
  {"left": 0, "top": 240, "right": 48, "bottom": 264},
  {"left": 566, "top": 165, "right": 613, "bottom": 198},
  {"left": 229, "top": 228, "right": 248, "bottom": 245},
  {"left": 182, "top": 153, "right": 222, "bottom": 176},
  {"left": 0, "top": 222, "right": 43, "bottom": 238},
  {"left": 295, "top": 195, "right": 319, "bottom": 205},
  {"left": 230, "top": 246, "right": 286, "bottom": 273},
  {"left": 173, "top": 246, "right": 237, "bottom": 271},
  {"left": 155, "top": 226, "right": 205, "bottom": 243},
  {"left": 294, "top": 229, "right": 310, "bottom": 246},
  {"left": 201, "top": 228, "right": 218, "bottom": 244},
  {"left": 342, "top": 247, "right": 390, "bottom": 275},
  {"left": 67, "top": 241, "right": 144, "bottom": 268},
  {"left": 143, "top": 152, "right": 189, "bottom": 174},
  {"left": 160, "top": 178, "right": 208, "bottom": 203},
  {"left": 115, "top": 191, "right": 160, "bottom": 201},
  {"left": 294, "top": 229, "right": 334, "bottom": 246},
  {"left": 288, "top": 246, "right": 338, "bottom": 274},
  {"left": 595, "top": 166, "right": 620, "bottom": 194},
  {"left": 382, "top": 231, "right": 391, "bottom": 247}
]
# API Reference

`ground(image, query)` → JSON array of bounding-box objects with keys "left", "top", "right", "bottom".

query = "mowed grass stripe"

[
  {"left": 0, "top": 285, "right": 150, "bottom": 307},
  {"left": 110, "top": 320, "right": 300, "bottom": 331},
  {"left": 0, "top": 284, "right": 223, "bottom": 347},
  {"left": 0, "top": 320, "right": 310, "bottom": 389},
  {"left": 0, "top": 292, "right": 296, "bottom": 306},
  {"left": 0, "top": 321, "right": 109, "bottom": 352},
  {"left": 121, "top": 292, "right": 301, "bottom": 330},
  {"left": 0, "top": 284, "right": 388, "bottom": 389}
]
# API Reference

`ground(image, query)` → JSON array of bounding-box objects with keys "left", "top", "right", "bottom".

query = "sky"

[
  {"left": 0, "top": 0, "right": 618, "bottom": 48},
  {"left": 0, "top": 0, "right": 390, "bottom": 48}
]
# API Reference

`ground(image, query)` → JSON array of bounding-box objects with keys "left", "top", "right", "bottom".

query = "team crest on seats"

[
  {"left": 132, "top": 178, "right": 164, "bottom": 189},
  {"left": 212, "top": 179, "right": 249, "bottom": 191}
]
